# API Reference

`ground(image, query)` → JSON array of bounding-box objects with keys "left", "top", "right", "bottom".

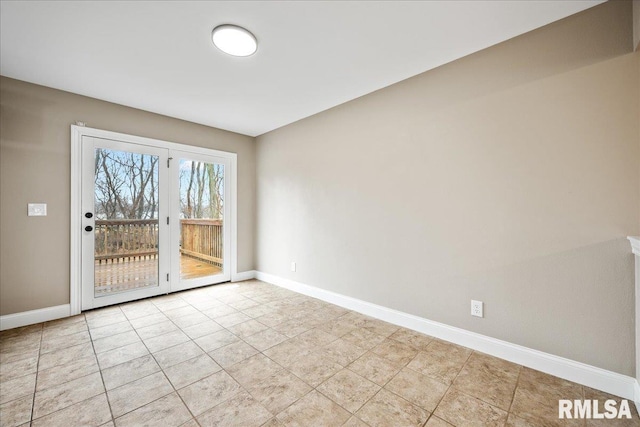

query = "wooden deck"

[
  {"left": 180, "top": 256, "right": 222, "bottom": 280},
  {"left": 94, "top": 255, "right": 222, "bottom": 295}
]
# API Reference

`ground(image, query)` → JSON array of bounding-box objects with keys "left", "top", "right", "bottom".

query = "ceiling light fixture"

[{"left": 212, "top": 24, "right": 257, "bottom": 57}]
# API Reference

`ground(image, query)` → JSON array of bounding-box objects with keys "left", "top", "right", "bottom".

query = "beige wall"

[
  {"left": 634, "top": 0, "right": 640, "bottom": 50},
  {"left": 0, "top": 77, "right": 256, "bottom": 315},
  {"left": 256, "top": 1, "right": 640, "bottom": 375}
]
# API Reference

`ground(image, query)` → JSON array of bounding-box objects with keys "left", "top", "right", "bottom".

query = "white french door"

[
  {"left": 79, "top": 133, "right": 232, "bottom": 311},
  {"left": 170, "top": 150, "right": 231, "bottom": 292},
  {"left": 81, "top": 137, "right": 170, "bottom": 310}
]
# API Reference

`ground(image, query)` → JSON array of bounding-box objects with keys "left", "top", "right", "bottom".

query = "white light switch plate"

[{"left": 28, "top": 203, "right": 47, "bottom": 216}]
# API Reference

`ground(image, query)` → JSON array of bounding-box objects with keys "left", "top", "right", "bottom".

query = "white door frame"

[{"left": 70, "top": 125, "right": 239, "bottom": 315}]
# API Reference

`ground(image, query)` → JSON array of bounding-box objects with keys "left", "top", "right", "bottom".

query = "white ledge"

[{"left": 629, "top": 236, "right": 640, "bottom": 256}]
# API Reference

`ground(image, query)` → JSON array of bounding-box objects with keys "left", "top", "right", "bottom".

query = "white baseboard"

[
  {"left": 255, "top": 271, "right": 637, "bottom": 401},
  {"left": 2, "top": 274, "right": 637, "bottom": 403},
  {"left": 232, "top": 270, "right": 256, "bottom": 282},
  {"left": 0, "top": 271, "right": 258, "bottom": 330},
  {"left": 0, "top": 304, "right": 71, "bottom": 331}
]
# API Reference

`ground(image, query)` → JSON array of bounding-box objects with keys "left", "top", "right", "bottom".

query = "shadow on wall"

[
  {"left": 0, "top": 88, "right": 54, "bottom": 151},
  {"left": 460, "top": 237, "right": 634, "bottom": 376},
  {"left": 367, "top": 0, "right": 632, "bottom": 122},
  {"left": 254, "top": 1, "right": 638, "bottom": 379}
]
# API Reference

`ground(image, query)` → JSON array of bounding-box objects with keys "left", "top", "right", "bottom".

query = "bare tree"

[
  {"left": 195, "top": 162, "right": 205, "bottom": 218},
  {"left": 178, "top": 160, "right": 224, "bottom": 220},
  {"left": 94, "top": 149, "right": 159, "bottom": 220},
  {"left": 206, "top": 163, "right": 223, "bottom": 219}
]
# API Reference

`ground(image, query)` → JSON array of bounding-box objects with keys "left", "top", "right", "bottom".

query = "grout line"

[
  {"left": 91, "top": 309, "right": 121, "bottom": 425},
  {"left": 127, "top": 298, "right": 201, "bottom": 424},
  {"left": 99, "top": 290, "right": 330, "bottom": 423},
  {"left": 30, "top": 316, "right": 115, "bottom": 425},
  {"left": 177, "top": 290, "right": 289, "bottom": 424},
  {"left": 215, "top": 294, "right": 367, "bottom": 421},
  {"left": 447, "top": 349, "right": 515, "bottom": 412},
  {"left": 360, "top": 336, "right": 441, "bottom": 425},
  {"left": 507, "top": 366, "right": 523, "bottom": 417},
  {"left": 98, "top": 335, "right": 186, "bottom": 421},
  {"left": 28, "top": 322, "right": 44, "bottom": 424},
  {"left": 6, "top": 280, "right": 592, "bottom": 427},
  {"left": 418, "top": 339, "right": 474, "bottom": 426}
]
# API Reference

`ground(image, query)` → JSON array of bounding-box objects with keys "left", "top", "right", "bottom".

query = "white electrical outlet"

[
  {"left": 291, "top": 262, "right": 296, "bottom": 272},
  {"left": 471, "top": 300, "right": 483, "bottom": 318}
]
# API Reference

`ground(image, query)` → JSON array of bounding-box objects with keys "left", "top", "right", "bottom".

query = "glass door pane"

[
  {"left": 93, "top": 148, "right": 160, "bottom": 296},
  {"left": 178, "top": 158, "right": 224, "bottom": 281}
]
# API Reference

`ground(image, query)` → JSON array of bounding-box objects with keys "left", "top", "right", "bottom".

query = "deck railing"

[
  {"left": 94, "top": 219, "right": 159, "bottom": 263},
  {"left": 180, "top": 219, "right": 223, "bottom": 267},
  {"left": 94, "top": 219, "right": 222, "bottom": 266}
]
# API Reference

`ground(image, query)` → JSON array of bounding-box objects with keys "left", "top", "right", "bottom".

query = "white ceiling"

[{"left": 1, "top": 1, "right": 603, "bottom": 137}]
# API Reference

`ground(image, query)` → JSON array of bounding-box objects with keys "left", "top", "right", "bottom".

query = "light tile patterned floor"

[{"left": 0, "top": 280, "right": 637, "bottom": 426}]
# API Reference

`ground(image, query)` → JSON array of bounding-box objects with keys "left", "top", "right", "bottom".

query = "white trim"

[
  {"left": 0, "top": 305, "right": 71, "bottom": 331},
  {"left": 70, "top": 127, "right": 82, "bottom": 315},
  {"left": 232, "top": 270, "right": 256, "bottom": 282},
  {"left": 71, "top": 125, "right": 239, "bottom": 158},
  {"left": 70, "top": 125, "right": 238, "bottom": 311},
  {"left": 255, "top": 271, "right": 636, "bottom": 400},
  {"left": 230, "top": 155, "right": 239, "bottom": 281},
  {"left": 630, "top": 236, "right": 640, "bottom": 413},
  {"left": 629, "top": 236, "right": 640, "bottom": 256}
]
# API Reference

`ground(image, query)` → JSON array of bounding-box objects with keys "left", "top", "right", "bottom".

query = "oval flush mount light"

[{"left": 212, "top": 24, "right": 257, "bottom": 57}]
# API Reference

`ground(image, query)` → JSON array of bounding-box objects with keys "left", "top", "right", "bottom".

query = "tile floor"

[{"left": 0, "top": 280, "right": 637, "bottom": 427}]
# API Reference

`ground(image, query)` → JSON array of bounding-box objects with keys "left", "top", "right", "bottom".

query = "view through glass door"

[
  {"left": 171, "top": 151, "right": 231, "bottom": 291},
  {"left": 80, "top": 136, "right": 231, "bottom": 310},
  {"left": 81, "top": 137, "right": 170, "bottom": 310}
]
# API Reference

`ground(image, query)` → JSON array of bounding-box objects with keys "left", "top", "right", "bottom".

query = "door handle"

[
  {"left": 85, "top": 212, "right": 93, "bottom": 218},
  {"left": 85, "top": 226, "right": 93, "bottom": 232}
]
